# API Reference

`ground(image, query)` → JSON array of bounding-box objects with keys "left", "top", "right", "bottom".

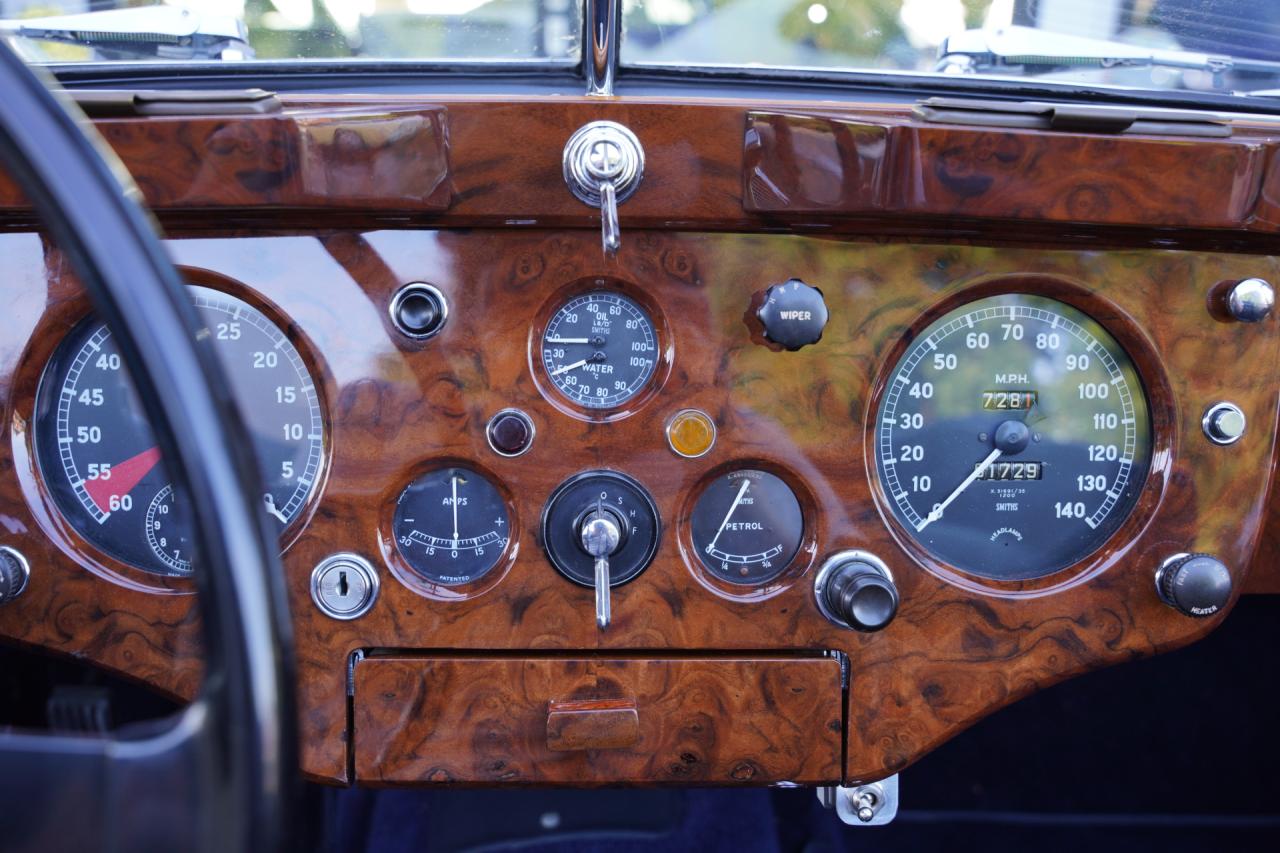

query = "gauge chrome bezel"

[{"left": 864, "top": 276, "right": 1176, "bottom": 597}]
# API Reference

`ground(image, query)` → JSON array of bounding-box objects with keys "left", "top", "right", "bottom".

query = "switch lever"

[
  {"left": 562, "top": 121, "right": 644, "bottom": 258},
  {"left": 580, "top": 509, "right": 622, "bottom": 629}
]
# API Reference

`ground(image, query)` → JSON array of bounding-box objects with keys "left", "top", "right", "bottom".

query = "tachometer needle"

[
  {"left": 85, "top": 445, "right": 160, "bottom": 517},
  {"left": 451, "top": 475, "right": 460, "bottom": 543},
  {"left": 550, "top": 358, "right": 588, "bottom": 377},
  {"left": 707, "top": 478, "right": 751, "bottom": 552},
  {"left": 916, "top": 447, "right": 1003, "bottom": 533}
]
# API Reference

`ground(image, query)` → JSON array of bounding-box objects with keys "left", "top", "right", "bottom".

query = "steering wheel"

[{"left": 0, "top": 43, "right": 296, "bottom": 853}]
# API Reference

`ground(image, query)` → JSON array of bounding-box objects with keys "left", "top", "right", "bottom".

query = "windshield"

[
  {"left": 5, "top": 0, "right": 1280, "bottom": 97},
  {"left": 623, "top": 0, "right": 1280, "bottom": 92},
  {"left": 1, "top": 0, "right": 582, "bottom": 62}
]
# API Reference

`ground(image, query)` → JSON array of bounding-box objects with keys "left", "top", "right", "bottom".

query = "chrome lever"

[
  {"left": 580, "top": 510, "right": 621, "bottom": 630},
  {"left": 563, "top": 121, "right": 644, "bottom": 258},
  {"left": 599, "top": 181, "right": 620, "bottom": 255}
]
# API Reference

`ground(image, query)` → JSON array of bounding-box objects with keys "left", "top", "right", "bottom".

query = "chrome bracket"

[
  {"left": 563, "top": 120, "right": 644, "bottom": 257},
  {"left": 818, "top": 775, "right": 900, "bottom": 826}
]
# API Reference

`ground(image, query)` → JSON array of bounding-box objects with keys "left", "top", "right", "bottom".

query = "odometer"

[
  {"left": 874, "top": 294, "right": 1152, "bottom": 581},
  {"left": 35, "top": 286, "right": 325, "bottom": 576}
]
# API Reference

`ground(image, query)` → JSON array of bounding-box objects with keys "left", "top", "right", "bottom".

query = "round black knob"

[
  {"left": 756, "top": 279, "right": 829, "bottom": 351},
  {"left": 0, "top": 546, "right": 30, "bottom": 605},
  {"left": 390, "top": 283, "right": 448, "bottom": 339},
  {"left": 816, "top": 552, "right": 899, "bottom": 632},
  {"left": 1156, "top": 553, "right": 1232, "bottom": 618}
]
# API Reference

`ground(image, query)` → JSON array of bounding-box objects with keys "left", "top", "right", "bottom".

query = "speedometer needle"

[
  {"left": 550, "top": 358, "right": 588, "bottom": 377},
  {"left": 546, "top": 337, "right": 590, "bottom": 344},
  {"left": 916, "top": 448, "right": 1003, "bottom": 533},
  {"left": 707, "top": 478, "right": 751, "bottom": 552}
]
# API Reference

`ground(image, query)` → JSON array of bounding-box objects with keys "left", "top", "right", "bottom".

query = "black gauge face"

[
  {"left": 35, "top": 286, "right": 325, "bottom": 576},
  {"left": 874, "top": 294, "right": 1153, "bottom": 581},
  {"left": 393, "top": 467, "right": 510, "bottom": 586},
  {"left": 690, "top": 469, "right": 804, "bottom": 586},
  {"left": 541, "top": 291, "right": 658, "bottom": 409},
  {"left": 541, "top": 470, "right": 661, "bottom": 588}
]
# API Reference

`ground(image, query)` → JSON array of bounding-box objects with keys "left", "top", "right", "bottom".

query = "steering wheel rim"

[{"left": 0, "top": 44, "right": 296, "bottom": 853}]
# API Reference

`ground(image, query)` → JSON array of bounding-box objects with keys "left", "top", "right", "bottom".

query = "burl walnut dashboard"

[{"left": 0, "top": 95, "right": 1278, "bottom": 787}]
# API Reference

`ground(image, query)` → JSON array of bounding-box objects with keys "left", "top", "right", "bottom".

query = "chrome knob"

[
  {"left": 563, "top": 121, "right": 644, "bottom": 257},
  {"left": 1227, "top": 278, "right": 1274, "bottom": 323},
  {"left": 1202, "top": 402, "right": 1246, "bottom": 445},
  {"left": 580, "top": 510, "right": 622, "bottom": 630},
  {"left": 815, "top": 550, "right": 898, "bottom": 632},
  {"left": 0, "top": 546, "right": 30, "bottom": 605}
]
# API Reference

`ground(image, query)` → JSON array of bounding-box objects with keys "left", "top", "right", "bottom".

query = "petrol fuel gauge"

[
  {"left": 689, "top": 468, "right": 804, "bottom": 586},
  {"left": 392, "top": 466, "right": 510, "bottom": 586}
]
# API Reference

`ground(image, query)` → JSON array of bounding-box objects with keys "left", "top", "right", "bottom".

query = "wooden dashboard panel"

[
  {"left": 0, "top": 227, "right": 1275, "bottom": 786},
  {"left": 2, "top": 97, "right": 1280, "bottom": 245},
  {"left": 353, "top": 655, "right": 843, "bottom": 785}
]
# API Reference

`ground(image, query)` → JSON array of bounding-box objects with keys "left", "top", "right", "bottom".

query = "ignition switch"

[{"left": 541, "top": 471, "right": 660, "bottom": 630}]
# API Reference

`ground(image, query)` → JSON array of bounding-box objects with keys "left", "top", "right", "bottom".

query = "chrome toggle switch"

[
  {"left": 563, "top": 121, "right": 644, "bottom": 257},
  {"left": 542, "top": 470, "right": 661, "bottom": 630},
  {"left": 580, "top": 508, "right": 622, "bottom": 630}
]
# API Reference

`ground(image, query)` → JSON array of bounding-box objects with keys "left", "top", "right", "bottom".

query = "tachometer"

[
  {"left": 540, "top": 291, "right": 658, "bottom": 410},
  {"left": 34, "top": 286, "right": 325, "bottom": 576},
  {"left": 874, "top": 293, "right": 1152, "bottom": 580}
]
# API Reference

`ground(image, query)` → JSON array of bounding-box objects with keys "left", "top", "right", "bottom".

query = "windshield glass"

[
  {"left": 1, "top": 0, "right": 581, "bottom": 62},
  {"left": 6, "top": 0, "right": 1280, "bottom": 98},
  {"left": 623, "top": 0, "right": 1280, "bottom": 94}
]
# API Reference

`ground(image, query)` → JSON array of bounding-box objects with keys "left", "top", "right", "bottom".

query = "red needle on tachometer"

[{"left": 85, "top": 446, "right": 160, "bottom": 515}]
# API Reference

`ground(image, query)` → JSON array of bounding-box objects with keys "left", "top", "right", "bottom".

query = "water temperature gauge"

[
  {"left": 689, "top": 468, "right": 805, "bottom": 586},
  {"left": 392, "top": 466, "right": 511, "bottom": 586}
]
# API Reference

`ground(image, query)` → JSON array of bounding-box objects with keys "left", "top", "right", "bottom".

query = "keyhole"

[{"left": 338, "top": 571, "right": 349, "bottom": 598}]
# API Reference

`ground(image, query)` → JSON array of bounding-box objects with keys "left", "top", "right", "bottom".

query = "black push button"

[
  {"left": 757, "top": 279, "right": 829, "bottom": 350},
  {"left": 390, "top": 283, "right": 448, "bottom": 339}
]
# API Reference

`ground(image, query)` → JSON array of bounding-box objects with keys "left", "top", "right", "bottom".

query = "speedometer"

[
  {"left": 873, "top": 293, "right": 1152, "bottom": 581},
  {"left": 34, "top": 286, "right": 325, "bottom": 576}
]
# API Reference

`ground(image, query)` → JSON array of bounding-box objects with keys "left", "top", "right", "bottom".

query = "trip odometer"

[
  {"left": 35, "top": 286, "right": 325, "bottom": 576},
  {"left": 540, "top": 291, "right": 658, "bottom": 410},
  {"left": 874, "top": 294, "right": 1152, "bottom": 581}
]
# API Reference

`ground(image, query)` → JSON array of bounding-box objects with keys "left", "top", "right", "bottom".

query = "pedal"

[{"left": 46, "top": 685, "right": 112, "bottom": 734}]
